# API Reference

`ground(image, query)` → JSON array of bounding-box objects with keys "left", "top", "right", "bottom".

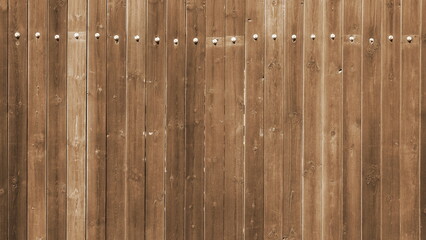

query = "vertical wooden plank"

[
  {"left": 224, "top": 0, "right": 244, "bottom": 238},
  {"left": 244, "top": 0, "right": 264, "bottom": 238},
  {"left": 264, "top": 0, "right": 283, "bottom": 238},
  {"left": 87, "top": 0, "right": 106, "bottom": 238},
  {"left": 400, "top": 0, "right": 421, "bottom": 238},
  {"left": 302, "top": 0, "right": 323, "bottom": 238},
  {"left": 322, "top": 0, "right": 343, "bottom": 239},
  {"left": 106, "top": 0, "right": 127, "bottom": 238},
  {"left": 361, "top": 0, "right": 382, "bottom": 237},
  {"left": 282, "top": 0, "right": 303, "bottom": 239},
  {"left": 205, "top": 0, "right": 225, "bottom": 237},
  {"left": 67, "top": 0, "right": 86, "bottom": 237},
  {"left": 0, "top": 0, "right": 7, "bottom": 238},
  {"left": 126, "top": 0, "right": 146, "bottom": 238},
  {"left": 185, "top": 0, "right": 205, "bottom": 239},
  {"left": 145, "top": 0, "right": 166, "bottom": 238},
  {"left": 421, "top": 0, "right": 426, "bottom": 238},
  {"left": 28, "top": 0, "right": 47, "bottom": 238},
  {"left": 165, "top": 0, "right": 186, "bottom": 239},
  {"left": 8, "top": 0, "right": 27, "bottom": 238},
  {"left": 381, "top": 0, "right": 401, "bottom": 238},
  {"left": 342, "top": 0, "right": 362, "bottom": 238}
]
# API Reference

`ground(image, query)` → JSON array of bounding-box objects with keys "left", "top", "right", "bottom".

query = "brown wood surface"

[{"left": 1, "top": 0, "right": 426, "bottom": 239}]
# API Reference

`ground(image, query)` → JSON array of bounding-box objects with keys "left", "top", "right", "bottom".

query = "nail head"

[
  {"left": 154, "top": 36, "right": 160, "bottom": 43},
  {"left": 95, "top": 33, "right": 100, "bottom": 39},
  {"left": 349, "top": 36, "right": 355, "bottom": 42},
  {"left": 369, "top": 38, "right": 374, "bottom": 44},
  {"left": 74, "top": 33, "right": 79, "bottom": 39},
  {"left": 231, "top": 37, "right": 237, "bottom": 43},
  {"left": 310, "top": 34, "right": 316, "bottom": 40},
  {"left": 272, "top": 34, "right": 277, "bottom": 40},
  {"left": 330, "top": 33, "right": 335, "bottom": 40},
  {"left": 407, "top": 36, "right": 413, "bottom": 42},
  {"left": 14, "top": 32, "right": 20, "bottom": 39},
  {"left": 35, "top": 32, "right": 41, "bottom": 38},
  {"left": 291, "top": 34, "right": 297, "bottom": 41},
  {"left": 253, "top": 34, "right": 258, "bottom": 40},
  {"left": 114, "top": 35, "right": 119, "bottom": 41},
  {"left": 388, "top": 35, "right": 394, "bottom": 41},
  {"left": 173, "top": 38, "right": 179, "bottom": 44},
  {"left": 212, "top": 38, "right": 218, "bottom": 45},
  {"left": 134, "top": 35, "right": 140, "bottom": 41},
  {"left": 193, "top": 37, "right": 199, "bottom": 44},
  {"left": 54, "top": 34, "right": 60, "bottom": 40}
]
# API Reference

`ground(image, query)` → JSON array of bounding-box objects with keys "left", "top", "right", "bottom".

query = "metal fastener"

[
  {"left": 272, "top": 34, "right": 277, "bottom": 40},
  {"left": 95, "top": 33, "right": 100, "bottom": 39},
  {"left": 253, "top": 34, "right": 258, "bottom": 40},
  {"left": 173, "top": 38, "right": 179, "bottom": 45},
  {"left": 212, "top": 38, "right": 218, "bottom": 45},
  {"left": 74, "top": 33, "right": 80, "bottom": 39},
  {"left": 193, "top": 37, "right": 199, "bottom": 44},
  {"left": 134, "top": 35, "right": 140, "bottom": 41},
  {"left": 54, "top": 34, "right": 60, "bottom": 40},
  {"left": 310, "top": 34, "right": 316, "bottom": 40},
  {"left": 231, "top": 37, "right": 237, "bottom": 43},
  {"left": 330, "top": 33, "right": 335, "bottom": 40},
  {"left": 14, "top": 32, "right": 20, "bottom": 39},
  {"left": 407, "top": 36, "right": 413, "bottom": 42},
  {"left": 35, "top": 32, "right": 41, "bottom": 38},
  {"left": 154, "top": 36, "right": 160, "bottom": 43}
]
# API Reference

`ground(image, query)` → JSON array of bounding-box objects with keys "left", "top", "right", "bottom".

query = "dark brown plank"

[
  {"left": 185, "top": 0, "right": 205, "bottom": 239},
  {"left": 400, "top": 0, "right": 421, "bottom": 238},
  {"left": 106, "top": 0, "right": 127, "bottom": 238},
  {"left": 87, "top": 0, "right": 106, "bottom": 238},
  {"left": 283, "top": 0, "right": 303, "bottom": 239},
  {"left": 8, "top": 0, "right": 27, "bottom": 238},
  {"left": 244, "top": 0, "right": 265, "bottom": 238},
  {"left": 302, "top": 0, "right": 323, "bottom": 237},
  {"left": 361, "top": 0, "right": 382, "bottom": 238},
  {"left": 0, "top": 0, "right": 7, "bottom": 238},
  {"left": 205, "top": 0, "right": 225, "bottom": 238},
  {"left": 381, "top": 0, "right": 401, "bottom": 238},
  {"left": 145, "top": 0, "right": 166, "bottom": 238},
  {"left": 224, "top": 0, "right": 245, "bottom": 238},
  {"left": 28, "top": 0, "right": 48, "bottom": 238},
  {"left": 322, "top": 0, "right": 343, "bottom": 239},
  {"left": 126, "top": 0, "right": 146, "bottom": 238},
  {"left": 264, "top": 0, "right": 284, "bottom": 238},
  {"left": 342, "top": 0, "right": 362, "bottom": 238},
  {"left": 165, "top": 0, "right": 186, "bottom": 239}
]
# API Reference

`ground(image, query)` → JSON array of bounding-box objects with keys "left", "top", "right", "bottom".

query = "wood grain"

[
  {"left": 0, "top": 0, "right": 7, "bottom": 238},
  {"left": 421, "top": 0, "right": 426, "bottom": 238}
]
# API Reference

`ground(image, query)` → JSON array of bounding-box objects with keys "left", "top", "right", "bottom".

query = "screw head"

[
  {"left": 74, "top": 33, "right": 80, "bottom": 39},
  {"left": 193, "top": 37, "right": 199, "bottom": 44},
  {"left": 310, "top": 34, "right": 316, "bottom": 40},
  {"left": 231, "top": 37, "right": 237, "bottom": 43},
  {"left": 212, "top": 38, "right": 218, "bottom": 45},
  {"left": 95, "top": 33, "right": 100, "bottom": 39},
  {"left": 407, "top": 36, "right": 413, "bottom": 42},
  {"left": 154, "top": 36, "right": 160, "bottom": 43},
  {"left": 54, "top": 34, "right": 60, "bottom": 40},
  {"left": 253, "top": 34, "right": 258, "bottom": 40},
  {"left": 272, "top": 34, "right": 277, "bottom": 40},
  {"left": 14, "top": 32, "right": 20, "bottom": 39},
  {"left": 134, "top": 35, "right": 140, "bottom": 41},
  {"left": 369, "top": 38, "right": 374, "bottom": 44},
  {"left": 330, "top": 33, "right": 336, "bottom": 40},
  {"left": 173, "top": 38, "right": 179, "bottom": 44},
  {"left": 349, "top": 36, "right": 355, "bottom": 42},
  {"left": 35, "top": 32, "right": 41, "bottom": 38}
]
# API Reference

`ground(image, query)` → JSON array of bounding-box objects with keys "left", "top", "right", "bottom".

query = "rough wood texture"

[{"left": 1, "top": 1, "right": 426, "bottom": 239}]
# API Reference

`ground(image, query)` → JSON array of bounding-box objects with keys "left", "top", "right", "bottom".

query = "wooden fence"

[{"left": 1, "top": 0, "right": 426, "bottom": 239}]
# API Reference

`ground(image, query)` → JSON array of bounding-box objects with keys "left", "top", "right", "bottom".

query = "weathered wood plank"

[
  {"left": 421, "top": 0, "right": 426, "bottom": 238},
  {"left": 381, "top": 0, "right": 401, "bottom": 239},
  {"left": 322, "top": 0, "right": 343, "bottom": 239},
  {"left": 165, "top": 0, "right": 186, "bottom": 239},
  {"left": 342, "top": 0, "right": 362, "bottom": 238},
  {"left": 244, "top": 0, "right": 265, "bottom": 238},
  {"left": 302, "top": 0, "right": 323, "bottom": 238},
  {"left": 283, "top": 0, "right": 303, "bottom": 239},
  {"left": 87, "top": 0, "right": 107, "bottom": 238},
  {"left": 8, "top": 0, "right": 28, "bottom": 238},
  {"left": 67, "top": 0, "right": 87, "bottom": 238},
  {"left": 106, "top": 0, "right": 127, "bottom": 238},
  {"left": 224, "top": 0, "right": 245, "bottom": 238},
  {"left": 28, "top": 0, "right": 48, "bottom": 238},
  {"left": 0, "top": 0, "right": 7, "bottom": 238},
  {"left": 400, "top": 0, "right": 421, "bottom": 238},
  {"left": 264, "top": 0, "right": 283, "bottom": 238},
  {"left": 205, "top": 0, "right": 225, "bottom": 238},
  {"left": 145, "top": 0, "right": 166, "bottom": 238},
  {"left": 361, "top": 0, "right": 382, "bottom": 238},
  {"left": 126, "top": 0, "right": 146, "bottom": 238},
  {"left": 185, "top": 0, "right": 205, "bottom": 239}
]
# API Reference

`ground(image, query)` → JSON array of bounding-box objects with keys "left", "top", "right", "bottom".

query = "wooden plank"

[
  {"left": 145, "top": 0, "right": 166, "bottom": 238},
  {"left": 322, "top": 0, "right": 343, "bottom": 239},
  {"left": 28, "top": 0, "right": 48, "bottom": 238},
  {"left": 205, "top": 0, "right": 225, "bottom": 237},
  {"left": 165, "top": 0, "right": 186, "bottom": 239},
  {"left": 400, "top": 0, "right": 421, "bottom": 238},
  {"left": 87, "top": 0, "right": 107, "bottom": 238},
  {"left": 342, "top": 0, "right": 362, "bottom": 238},
  {"left": 184, "top": 0, "right": 205, "bottom": 239},
  {"left": 244, "top": 0, "right": 265, "bottom": 238},
  {"left": 0, "top": 0, "right": 7, "bottom": 238},
  {"left": 302, "top": 0, "right": 323, "bottom": 238},
  {"left": 126, "top": 0, "right": 146, "bottom": 238},
  {"left": 282, "top": 0, "right": 303, "bottom": 239},
  {"left": 8, "top": 0, "right": 27, "bottom": 238},
  {"left": 381, "top": 0, "right": 401, "bottom": 238},
  {"left": 264, "top": 0, "right": 283, "bottom": 238},
  {"left": 361, "top": 0, "right": 382, "bottom": 238},
  {"left": 106, "top": 0, "right": 127, "bottom": 238},
  {"left": 67, "top": 0, "right": 87, "bottom": 238},
  {"left": 421, "top": 0, "right": 426, "bottom": 238},
  {"left": 224, "top": 0, "right": 245, "bottom": 238}
]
